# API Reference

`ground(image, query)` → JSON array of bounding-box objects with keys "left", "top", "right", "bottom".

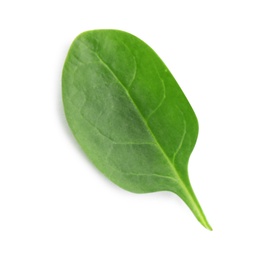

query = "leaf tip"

[{"left": 199, "top": 217, "right": 212, "bottom": 231}]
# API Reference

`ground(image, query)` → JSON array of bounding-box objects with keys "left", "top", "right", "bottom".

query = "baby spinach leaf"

[{"left": 62, "top": 30, "right": 212, "bottom": 230}]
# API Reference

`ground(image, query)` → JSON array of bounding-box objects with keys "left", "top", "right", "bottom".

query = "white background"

[{"left": 1, "top": 0, "right": 268, "bottom": 259}]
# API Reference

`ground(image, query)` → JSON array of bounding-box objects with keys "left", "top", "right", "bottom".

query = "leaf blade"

[{"left": 62, "top": 29, "right": 211, "bottom": 230}]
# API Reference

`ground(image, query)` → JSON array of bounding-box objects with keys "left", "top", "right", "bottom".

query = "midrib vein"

[
  {"left": 76, "top": 49, "right": 210, "bottom": 227},
  {"left": 93, "top": 52, "right": 193, "bottom": 196}
]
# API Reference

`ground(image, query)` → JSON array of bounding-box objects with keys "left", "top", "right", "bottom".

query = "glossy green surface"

[{"left": 62, "top": 30, "right": 211, "bottom": 230}]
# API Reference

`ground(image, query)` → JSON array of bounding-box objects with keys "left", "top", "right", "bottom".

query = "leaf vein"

[
  {"left": 172, "top": 114, "right": 187, "bottom": 163},
  {"left": 125, "top": 172, "right": 179, "bottom": 183},
  {"left": 120, "top": 41, "right": 137, "bottom": 89},
  {"left": 146, "top": 73, "right": 166, "bottom": 121}
]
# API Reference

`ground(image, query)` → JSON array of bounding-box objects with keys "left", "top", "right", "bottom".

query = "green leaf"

[{"left": 62, "top": 29, "right": 212, "bottom": 230}]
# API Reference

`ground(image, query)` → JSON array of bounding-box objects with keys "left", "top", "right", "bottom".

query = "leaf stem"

[{"left": 177, "top": 181, "right": 212, "bottom": 231}]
